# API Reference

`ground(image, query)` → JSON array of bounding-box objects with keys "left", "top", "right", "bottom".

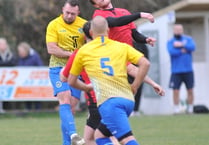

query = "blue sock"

[
  {"left": 59, "top": 104, "right": 76, "bottom": 145},
  {"left": 126, "top": 140, "right": 139, "bottom": 145},
  {"left": 61, "top": 123, "right": 70, "bottom": 145},
  {"left": 96, "top": 137, "right": 113, "bottom": 145}
]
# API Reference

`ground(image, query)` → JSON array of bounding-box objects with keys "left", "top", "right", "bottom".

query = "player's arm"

[
  {"left": 127, "top": 63, "right": 164, "bottom": 96},
  {"left": 107, "top": 12, "right": 141, "bottom": 27},
  {"left": 143, "top": 76, "right": 165, "bottom": 96},
  {"left": 46, "top": 42, "right": 71, "bottom": 58},
  {"left": 131, "top": 57, "right": 150, "bottom": 94},
  {"left": 60, "top": 50, "right": 78, "bottom": 82},
  {"left": 132, "top": 29, "right": 156, "bottom": 47},
  {"left": 46, "top": 22, "right": 71, "bottom": 58},
  {"left": 68, "top": 74, "right": 93, "bottom": 92},
  {"left": 140, "top": 12, "right": 155, "bottom": 23},
  {"left": 68, "top": 50, "right": 93, "bottom": 92},
  {"left": 107, "top": 12, "right": 154, "bottom": 28}
]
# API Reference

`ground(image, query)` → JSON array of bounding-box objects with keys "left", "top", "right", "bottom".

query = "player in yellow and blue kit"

[
  {"left": 68, "top": 16, "right": 150, "bottom": 145},
  {"left": 46, "top": 0, "right": 86, "bottom": 145}
]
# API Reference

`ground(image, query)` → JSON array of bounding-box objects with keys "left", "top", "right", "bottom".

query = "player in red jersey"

[
  {"left": 61, "top": 20, "right": 165, "bottom": 145},
  {"left": 89, "top": 0, "right": 156, "bottom": 47}
]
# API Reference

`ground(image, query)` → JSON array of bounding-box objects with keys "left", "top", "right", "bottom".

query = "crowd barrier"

[{"left": 0, "top": 67, "right": 55, "bottom": 102}]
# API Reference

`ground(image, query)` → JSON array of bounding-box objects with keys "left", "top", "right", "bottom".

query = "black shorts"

[
  {"left": 86, "top": 103, "right": 101, "bottom": 130},
  {"left": 169, "top": 72, "right": 194, "bottom": 89}
]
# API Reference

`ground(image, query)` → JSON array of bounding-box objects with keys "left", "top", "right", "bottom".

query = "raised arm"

[
  {"left": 107, "top": 12, "right": 154, "bottom": 27},
  {"left": 132, "top": 29, "right": 156, "bottom": 47}
]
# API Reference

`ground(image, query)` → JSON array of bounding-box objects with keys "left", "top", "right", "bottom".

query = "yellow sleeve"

[
  {"left": 70, "top": 50, "right": 83, "bottom": 76},
  {"left": 127, "top": 45, "right": 144, "bottom": 64},
  {"left": 46, "top": 21, "right": 58, "bottom": 43}
]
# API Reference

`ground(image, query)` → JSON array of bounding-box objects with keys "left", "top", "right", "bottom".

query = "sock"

[
  {"left": 126, "top": 140, "right": 139, "bottom": 145},
  {"left": 59, "top": 104, "right": 76, "bottom": 145},
  {"left": 174, "top": 105, "right": 180, "bottom": 113},
  {"left": 61, "top": 123, "right": 70, "bottom": 145},
  {"left": 187, "top": 104, "right": 193, "bottom": 113},
  {"left": 96, "top": 138, "right": 113, "bottom": 145}
]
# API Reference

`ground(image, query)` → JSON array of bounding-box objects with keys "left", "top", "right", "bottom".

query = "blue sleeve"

[
  {"left": 167, "top": 39, "right": 182, "bottom": 56},
  {"left": 184, "top": 37, "right": 196, "bottom": 52}
]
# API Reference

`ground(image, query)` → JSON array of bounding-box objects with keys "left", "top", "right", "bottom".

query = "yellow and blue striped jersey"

[
  {"left": 46, "top": 15, "right": 87, "bottom": 67},
  {"left": 70, "top": 36, "right": 144, "bottom": 106}
]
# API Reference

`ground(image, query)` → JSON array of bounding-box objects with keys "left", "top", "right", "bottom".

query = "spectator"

[
  {"left": 0, "top": 37, "right": 16, "bottom": 113},
  {"left": 17, "top": 42, "right": 43, "bottom": 66},
  {"left": 0, "top": 37, "right": 16, "bottom": 66},
  {"left": 17, "top": 41, "right": 43, "bottom": 111},
  {"left": 167, "top": 24, "right": 196, "bottom": 114}
]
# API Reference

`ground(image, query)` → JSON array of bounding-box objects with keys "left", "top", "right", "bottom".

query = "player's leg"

[
  {"left": 67, "top": 84, "right": 85, "bottom": 145},
  {"left": 95, "top": 125, "right": 113, "bottom": 145},
  {"left": 84, "top": 125, "right": 96, "bottom": 145},
  {"left": 84, "top": 103, "right": 101, "bottom": 145},
  {"left": 70, "top": 89, "right": 81, "bottom": 114},
  {"left": 184, "top": 72, "right": 194, "bottom": 113},
  {"left": 58, "top": 91, "right": 76, "bottom": 145},
  {"left": 97, "top": 97, "right": 139, "bottom": 145},
  {"left": 49, "top": 67, "right": 83, "bottom": 145},
  {"left": 169, "top": 73, "right": 182, "bottom": 114}
]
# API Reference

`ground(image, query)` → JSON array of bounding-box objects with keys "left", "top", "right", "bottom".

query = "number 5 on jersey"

[{"left": 100, "top": 58, "right": 114, "bottom": 76}]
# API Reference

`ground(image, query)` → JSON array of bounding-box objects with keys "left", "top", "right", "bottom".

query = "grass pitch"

[{"left": 0, "top": 112, "right": 209, "bottom": 145}]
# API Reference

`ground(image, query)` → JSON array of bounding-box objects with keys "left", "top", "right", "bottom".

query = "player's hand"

[
  {"left": 153, "top": 84, "right": 165, "bottom": 96},
  {"left": 60, "top": 67, "right": 67, "bottom": 82},
  {"left": 146, "top": 37, "right": 156, "bottom": 47},
  {"left": 140, "top": 12, "right": 154, "bottom": 23}
]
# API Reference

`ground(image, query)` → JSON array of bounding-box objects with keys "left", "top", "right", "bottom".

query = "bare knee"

[
  {"left": 120, "top": 135, "right": 136, "bottom": 145},
  {"left": 57, "top": 91, "right": 71, "bottom": 104}
]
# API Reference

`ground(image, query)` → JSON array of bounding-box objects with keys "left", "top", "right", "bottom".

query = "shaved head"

[{"left": 90, "top": 16, "right": 109, "bottom": 37}]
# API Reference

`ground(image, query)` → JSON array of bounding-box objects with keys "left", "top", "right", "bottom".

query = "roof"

[{"left": 135, "top": 0, "right": 209, "bottom": 25}]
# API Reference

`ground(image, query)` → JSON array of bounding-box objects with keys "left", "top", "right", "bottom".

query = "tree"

[{"left": 0, "top": 0, "right": 180, "bottom": 64}]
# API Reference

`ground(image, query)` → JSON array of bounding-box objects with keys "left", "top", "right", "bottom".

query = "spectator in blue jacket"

[
  {"left": 167, "top": 24, "right": 196, "bottom": 114},
  {"left": 17, "top": 42, "right": 43, "bottom": 111},
  {"left": 17, "top": 42, "right": 43, "bottom": 66}
]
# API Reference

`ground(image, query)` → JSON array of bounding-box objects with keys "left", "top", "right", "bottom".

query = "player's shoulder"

[
  {"left": 76, "top": 16, "right": 87, "bottom": 23},
  {"left": 93, "top": 9, "right": 107, "bottom": 18},
  {"left": 47, "top": 15, "right": 62, "bottom": 27},
  {"left": 110, "top": 39, "right": 132, "bottom": 49},
  {"left": 77, "top": 42, "right": 90, "bottom": 52},
  {"left": 115, "top": 8, "right": 131, "bottom": 14}
]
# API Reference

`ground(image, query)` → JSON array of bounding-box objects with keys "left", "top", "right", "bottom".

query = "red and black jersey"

[
  {"left": 62, "top": 50, "right": 97, "bottom": 105},
  {"left": 93, "top": 8, "right": 136, "bottom": 46}
]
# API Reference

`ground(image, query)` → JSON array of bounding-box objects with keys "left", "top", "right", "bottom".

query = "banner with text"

[{"left": 0, "top": 67, "right": 55, "bottom": 101}]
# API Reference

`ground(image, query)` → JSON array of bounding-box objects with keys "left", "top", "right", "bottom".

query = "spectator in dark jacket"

[
  {"left": 0, "top": 37, "right": 16, "bottom": 66},
  {"left": 17, "top": 41, "right": 44, "bottom": 111},
  {"left": 17, "top": 42, "right": 43, "bottom": 66}
]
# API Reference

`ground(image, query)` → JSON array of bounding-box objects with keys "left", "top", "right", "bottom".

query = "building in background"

[{"left": 135, "top": 0, "right": 209, "bottom": 115}]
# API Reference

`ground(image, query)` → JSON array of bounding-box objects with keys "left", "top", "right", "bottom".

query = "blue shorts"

[
  {"left": 49, "top": 67, "right": 81, "bottom": 99},
  {"left": 98, "top": 97, "right": 134, "bottom": 139},
  {"left": 169, "top": 72, "right": 194, "bottom": 90}
]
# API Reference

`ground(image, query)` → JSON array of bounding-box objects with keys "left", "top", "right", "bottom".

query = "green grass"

[{"left": 0, "top": 112, "right": 209, "bottom": 145}]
